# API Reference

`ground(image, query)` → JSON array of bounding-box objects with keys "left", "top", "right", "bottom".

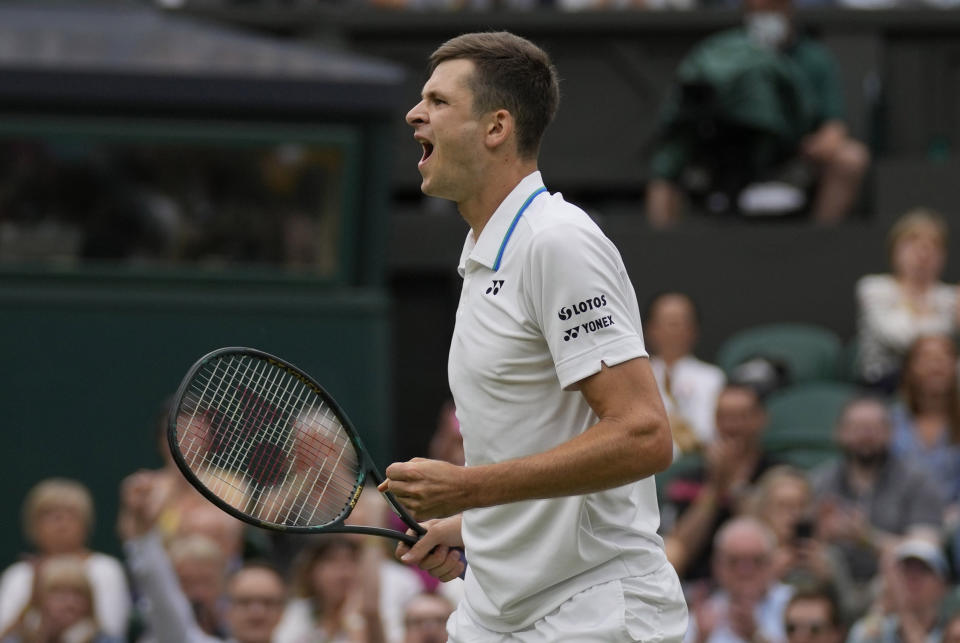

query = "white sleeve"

[
  {"left": 123, "top": 532, "right": 219, "bottom": 643},
  {"left": 856, "top": 275, "right": 918, "bottom": 353},
  {"left": 524, "top": 221, "right": 647, "bottom": 390},
  {"left": 85, "top": 554, "right": 132, "bottom": 638},
  {"left": 0, "top": 563, "right": 33, "bottom": 633}
]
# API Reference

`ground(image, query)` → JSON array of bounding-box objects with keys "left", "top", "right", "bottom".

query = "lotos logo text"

[{"left": 558, "top": 294, "right": 608, "bottom": 321}]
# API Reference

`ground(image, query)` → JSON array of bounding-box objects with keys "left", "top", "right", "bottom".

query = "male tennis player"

[{"left": 380, "top": 32, "right": 688, "bottom": 641}]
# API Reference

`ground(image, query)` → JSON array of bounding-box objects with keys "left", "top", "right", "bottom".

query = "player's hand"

[
  {"left": 395, "top": 515, "right": 465, "bottom": 583},
  {"left": 380, "top": 457, "right": 472, "bottom": 520}
]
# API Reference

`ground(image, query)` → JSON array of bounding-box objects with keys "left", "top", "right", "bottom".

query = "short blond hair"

[
  {"left": 748, "top": 465, "right": 811, "bottom": 513},
  {"left": 887, "top": 208, "right": 949, "bottom": 262},
  {"left": 22, "top": 478, "right": 94, "bottom": 544},
  {"left": 36, "top": 555, "right": 93, "bottom": 601}
]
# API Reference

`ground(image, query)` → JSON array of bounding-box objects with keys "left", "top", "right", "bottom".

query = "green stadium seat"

[
  {"left": 761, "top": 381, "right": 859, "bottom": 467},
  {"left": 775, "top": 445, "right": 841, "bottom": 471},
  {"left": 840, "top": 336, "right": 862, "bottom": 384},
  {"left": 715, "top": 322, "right": 844, "bottom": 385}
]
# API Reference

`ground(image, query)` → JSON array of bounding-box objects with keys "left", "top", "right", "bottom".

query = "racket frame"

[{"left": 167, "top": 346, "right": 425, "bottom": 545}]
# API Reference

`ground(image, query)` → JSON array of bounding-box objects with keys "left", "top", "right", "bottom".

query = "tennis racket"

[{"left": 167, "top": 346, "right": 426, "bottom": 545}]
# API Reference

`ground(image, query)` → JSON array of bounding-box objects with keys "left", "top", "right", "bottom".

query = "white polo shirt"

[{"left": 449, "top": 171, "right": 667, "bottom": 632}]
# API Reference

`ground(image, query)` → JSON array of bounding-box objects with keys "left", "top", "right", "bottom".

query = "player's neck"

[{"left": 460, "top": 159, "right": 539, "bottom": 241}]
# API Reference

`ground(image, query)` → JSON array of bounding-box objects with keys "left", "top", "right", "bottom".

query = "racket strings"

[
  {"left": 185, "top": 357, "right": 359, "bottom": 524},
  {"left": 223, "top": 356, "right": 362, "bottom": 513},
  {"left": 175, "top": 354, "right": 363, "bottom": 527}
]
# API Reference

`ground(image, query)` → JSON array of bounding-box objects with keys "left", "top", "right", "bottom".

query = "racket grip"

[
  {"left": 421, "top": 544, "right": 466, "bottom": 581},
  {"left": 454, "top": 546, "right": 467, "bottom": 580}
]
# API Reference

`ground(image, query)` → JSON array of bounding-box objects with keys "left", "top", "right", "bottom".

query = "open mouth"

[{"left": 419, "top": 141, "right": 434, "bottom": 165}]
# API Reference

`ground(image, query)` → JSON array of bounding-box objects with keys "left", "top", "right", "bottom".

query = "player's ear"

[{"left": 485, "top": 109, "right": 513, "bottom": 150}]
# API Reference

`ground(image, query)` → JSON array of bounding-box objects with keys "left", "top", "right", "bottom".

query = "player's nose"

[{"left": 406, "top": 100, "right": 427, "bottom": 127}]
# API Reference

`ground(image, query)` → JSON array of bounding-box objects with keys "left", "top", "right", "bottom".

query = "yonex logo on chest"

[{"left": 485, "top": 280, "right": 505, "bottom": 295}]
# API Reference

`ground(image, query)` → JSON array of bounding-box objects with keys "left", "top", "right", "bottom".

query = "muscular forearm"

[
  {"left": 384, "top": 358, "right": 672, "bottom": 519},
  {"left": 464, "top": 412, "right": 671, "bottom": 509}
]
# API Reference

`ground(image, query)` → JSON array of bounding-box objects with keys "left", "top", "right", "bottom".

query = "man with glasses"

[
  {"left": 783, "top": 585, "right": 844, "bottom": 643},
  {"left": 403, "top": 592, "right": 455, "bottom": 643},
  {"left": 224, "top": 563, "right": 287, "bottom": 643},
  {"left": 684, "top": 516, "right": 793, "bottom": 643}
]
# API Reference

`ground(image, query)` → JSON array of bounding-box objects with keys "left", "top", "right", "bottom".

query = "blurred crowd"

[
  {"left": 649, "top": 206, "right": 960, "bottom": 642},
  {"left": 0, "top": 398, "right": 465, "bottom": 643}
]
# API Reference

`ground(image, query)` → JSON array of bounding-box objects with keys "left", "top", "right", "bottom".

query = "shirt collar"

[{"left": 457, "top": 171, "right": 546, "bottom": 276}]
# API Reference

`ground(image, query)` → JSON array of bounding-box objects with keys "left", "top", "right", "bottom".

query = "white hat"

[{"left": 894, "top": 539, "right": 949, "bottom": 580}]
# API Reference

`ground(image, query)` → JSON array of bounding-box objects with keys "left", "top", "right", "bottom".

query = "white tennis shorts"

[{"left": 447, "top": 562, "right": 688, "bottom": 642}]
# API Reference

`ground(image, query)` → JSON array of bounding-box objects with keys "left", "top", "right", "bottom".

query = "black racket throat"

[{"left": 167, "top": 346, "right": 424, "bottom": 546}]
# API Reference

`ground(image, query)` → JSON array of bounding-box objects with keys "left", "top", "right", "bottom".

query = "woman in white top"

[
  {"left": 0, "top": 479, "right": 131, "bottom": 640},
  {"left": 856, "top": 208, "right": 959, "bottom": 391}
]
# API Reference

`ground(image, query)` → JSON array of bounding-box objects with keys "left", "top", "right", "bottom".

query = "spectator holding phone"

[{"left": 746, "top": 466, "right": 862, "bottom": 620}]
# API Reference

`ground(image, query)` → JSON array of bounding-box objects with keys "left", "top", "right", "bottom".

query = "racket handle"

[{"left": 455, "top": 546, "right": 467, "bottom": 580}]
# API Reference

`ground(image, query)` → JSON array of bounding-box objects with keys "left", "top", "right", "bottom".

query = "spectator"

[
  {"left": 273, "top": 536, "right": 386, "bottom": 643},
  {"left": 0, "top": 479, "right": 130, "bottom": 640},
  {"left": 120, "top": 470, "right": 289, "bottom": 643},
  {"left": 684, "top": 516, "right": 793, "bottom": 643},
  {"left": 745, "top": 466, "right": 862, "bottom": 620},
  {"left": 0, "top": 555, "right": 122, "bottom": 643},
  {"left": 174, "top": 504, "right": 246, "bottom": 573},
  {"left": 221, "top": 564, "right": 287, "bottom": 643},
  {"left": 783, "top": 583, "right": 845, "bottom": 643},
  {"left": 165, "top": 535, "right": 229, "bottom": 638},
  {"left": 848, "top": 539, "right": 951, "bottom": 643},
  {"left": 811, "top": 396, "right": 945, "bottom": 594},
  {"left": 645, "top": 0, "right": 868, "bottom": 226},
  {"left": 856, "top": 209, "right": 958, "bottom": 392},
  {"left": 401, "top": 593, "right": 453, "bottom": 643},
  {"left": 890, "top": 334, "right": 960, "bottom": 515},
  {"left": 645, "top": 291, "right": 726, "bottom": 455},
  {"left": 662, "top": 384, "right": 781, "bottom": 581}
]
